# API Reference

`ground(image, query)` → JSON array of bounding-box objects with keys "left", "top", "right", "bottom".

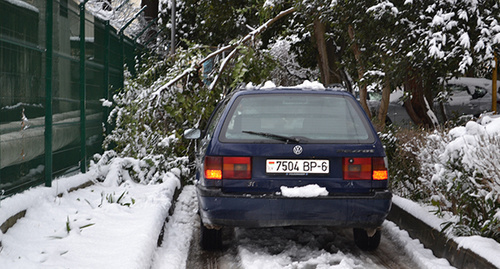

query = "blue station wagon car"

[{"left": 184, "top": 85, "right": 392, "bottom": 251}]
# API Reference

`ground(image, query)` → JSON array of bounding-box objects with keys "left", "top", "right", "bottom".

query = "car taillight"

[
  {"left": 223, "top": 157, "right": 251, "bottom": 179},
  {"left": 205, "top": 156, "right": 222, "bottom": 180},
  {"left": 372, "top": 157, "right": 388, "bottom": 180},
  {"left": 343, "top": 157, "right": 388, "bottom": 181},
  {"left": 204, "top": 156, "right": 252, "bottom": 180}
]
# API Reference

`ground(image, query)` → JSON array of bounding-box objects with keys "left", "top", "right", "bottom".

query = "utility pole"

[{"left": 171, "top": 0, "right": 176, "bottom": 54}]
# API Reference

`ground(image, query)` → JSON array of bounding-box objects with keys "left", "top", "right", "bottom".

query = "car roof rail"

[
  {"left": 225, "top": 83, "right": 248, "bottom": 95},
  {"left": 325, "top": 83, "right": 346, "bottom": 90}
]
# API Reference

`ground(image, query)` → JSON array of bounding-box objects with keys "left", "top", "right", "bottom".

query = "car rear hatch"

[{"left": 204, "top": 90, "right": 388, "bottom": 196}]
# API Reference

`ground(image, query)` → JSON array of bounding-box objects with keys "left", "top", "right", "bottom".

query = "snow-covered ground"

[
  {"left": 1, "top": 169, "right": 499, "bottom": 268},
  {"left": 0, "top": 168, "right": 179, "bottom": 268},
  {"left": 0, "top": 172, "right": 452, "bottom": 269}
]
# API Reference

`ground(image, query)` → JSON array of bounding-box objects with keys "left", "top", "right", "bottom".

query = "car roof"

[{"left": 228, "top": 84, "right": 351, "bottom": 97}]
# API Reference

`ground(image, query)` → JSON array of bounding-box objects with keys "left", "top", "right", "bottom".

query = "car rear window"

[{"left": 219, "top": 93, "right": 375, "bottom": 143}]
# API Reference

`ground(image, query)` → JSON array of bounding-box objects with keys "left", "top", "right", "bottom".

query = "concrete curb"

[{"left": 387, "top": 203, "right": 496, "bottom": 269}]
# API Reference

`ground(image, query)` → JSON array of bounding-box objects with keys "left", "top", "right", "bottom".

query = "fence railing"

[{"left": 0, "top": 0, "right": 141, "bottom": 198}]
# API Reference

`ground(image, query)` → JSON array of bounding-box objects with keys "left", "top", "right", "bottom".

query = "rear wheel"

[
  {"left": 353, "top": 228, "right": 381, "bottom": 251},
  {"left": 200, "top": 221, "right": 223, "bottom": 251}
]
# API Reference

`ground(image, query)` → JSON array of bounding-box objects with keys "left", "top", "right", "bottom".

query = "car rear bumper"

[{"left": 197, "top": 185, "right": 392, "bottom": 229}]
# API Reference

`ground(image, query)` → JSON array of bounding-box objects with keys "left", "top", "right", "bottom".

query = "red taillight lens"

[
  {"left": 343, "top": 158, "right": 372, "bottom": 180},
  {"left": 372, "top": 157, "right": 388, "bottom": 180},
  {"left": 205, "top": 156, "right": 222, "bottom": 180},
  {"left": 223, "top": 157, "right": 251, "bottom": 179},
  {"left": 204, "top": 156, "right": 252, "bottom": 180},
  {"left": 343, "top": 157, "right": 388, "bottom": 181}
]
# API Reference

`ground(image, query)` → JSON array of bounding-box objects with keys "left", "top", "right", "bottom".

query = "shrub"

[
  {"left": 379, "top": 126, "right": 424, "bottom": 200},
  {"left": 382, "top": 118, "right": 500, "bottom": 243},
  {"left": 102, "top": 48, "right": 217, "bottom": 185}
]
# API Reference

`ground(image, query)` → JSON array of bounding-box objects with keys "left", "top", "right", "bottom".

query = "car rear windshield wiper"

[{"left": 242, "top": 130, "right": 301, "bottom": 144}]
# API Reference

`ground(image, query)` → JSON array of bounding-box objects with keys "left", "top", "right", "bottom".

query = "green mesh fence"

[{"left": 0, "top": 0, "right": 142, "bottom": 197}]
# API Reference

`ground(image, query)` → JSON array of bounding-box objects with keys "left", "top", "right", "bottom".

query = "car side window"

[{"left": 204, "top": 101, "right": 226, "bottom": 141}]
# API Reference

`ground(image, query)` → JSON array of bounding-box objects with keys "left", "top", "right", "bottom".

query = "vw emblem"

[{"left": 293, "top": 145, "right": 303, "bottom": 155}]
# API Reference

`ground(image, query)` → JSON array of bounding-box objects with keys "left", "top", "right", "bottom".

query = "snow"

[
  {"left": 4, "top": 0, "right": 39, "bottom": 13},
  {"left": 393, "top": 196, "right": 500, "bottom": 268},
  {"left": 1, "top": 102, "right": 43, "bottom": 110},
  {"left": 235, "top": 218, "right": 454, "bottom": 269},
  {"left": 291, "top": 80, "right": 325, "bottom": 90},
  {"left": 383, "top": 221, "right": 453, "bottom": 269},
  {"left": 151, "top": 185, "right": 198, "bottom": 269},
  {"left": 392, "top": 196, "right": 448, "bottom": 233},
  {"left": 0, "top": 166, "right": 179, "bottom": 269},
  {"left": 100, "top": 99, "right": 113, "bottom": 107},
  {"left": 261, "top": 80, "right": 277, "bottom": 89},
  {"left": 249, "top": 80, "right": 325, "bottom": 90},
  {"left": 455, "top": 236, "right": 500, "bottom": 263},
  {"left": 280, "top": 184, "right": 328, "bottom": 198}
]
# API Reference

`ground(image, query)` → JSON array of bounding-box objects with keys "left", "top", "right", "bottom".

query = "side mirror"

[{"left": 184, "top": 128, "right": 201, "bottom": 139}]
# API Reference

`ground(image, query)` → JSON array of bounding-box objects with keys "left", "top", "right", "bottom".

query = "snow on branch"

[{"left": 152, "top": 7, "right": 296, "bottom": 96}]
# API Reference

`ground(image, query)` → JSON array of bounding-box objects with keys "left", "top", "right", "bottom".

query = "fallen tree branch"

[{"left": 152, "top": 7, "right": 296, "bottom": 96}]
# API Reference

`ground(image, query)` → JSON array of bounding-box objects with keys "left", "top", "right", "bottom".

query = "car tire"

[
  {"left": 353, "top": 228, "right": 381, "bottom": 251},
  {"left": 200, "top": 221, "right": 223, "bottom": 251}
]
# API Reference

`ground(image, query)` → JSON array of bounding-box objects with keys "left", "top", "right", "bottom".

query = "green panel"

[
  {"left": 0, "top": 0, "right": 143, "bottom": 198},
  {"left": 0, "top": 0, "right": 45, "bottom": 195}
]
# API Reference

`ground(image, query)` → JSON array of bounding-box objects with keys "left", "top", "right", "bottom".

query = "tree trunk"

[
  {"left": 376, "top": 73, "right": 391, "bottom": 132},
  {"left": 403, "top": 71, "right": 436, "bottom": 128},
  {"left": 347, "top": 24, "right": 371, "bottom": 119},
  {"left": 314, "top": 19, "right": 330, "bottom": 85},
  {"left": 438, "top": 101, "right": 447, "bottom": 122},
  {"left": 313, "top": 19, "right": 343, "bottom": 84}
]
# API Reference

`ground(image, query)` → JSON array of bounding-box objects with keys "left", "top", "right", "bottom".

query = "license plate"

[{"left": 266, "top": 159, "right": 329, "bottom": 174}]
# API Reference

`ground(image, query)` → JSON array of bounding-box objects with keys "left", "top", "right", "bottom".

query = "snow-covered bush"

[
  {"left": 385, "top": 116, "right": 500, "bottom": 242},
  {"left": 102, "top": 47, "right": 217, "bottom": 184}
]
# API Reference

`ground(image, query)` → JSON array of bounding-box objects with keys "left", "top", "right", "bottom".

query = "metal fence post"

[
  {"left": 104, "top": 20, "right": 111, "bottom": 134},
  {"left": 171, "top": 0, "right": 176, "bottom": 54},
  {"left": 44, "top": 0, "right": 54, "bottom": 187},
  {"left": 493, "top": 53, "right": 498, "bottom": 114},
  {"left": 80, "top": 1, "right": 89, "bottom": 173}
]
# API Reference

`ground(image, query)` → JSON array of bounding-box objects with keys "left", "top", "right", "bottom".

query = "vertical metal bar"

[
  {"left": 493, "top": 53, "right": 498, "bottom": 114},
  {"left": 120, "top": 34, "right": 124, "bottom": 90},
  {"left": 171, "top": 0, "right": 176, "bottom": 54},
  {"left": 104, "top": 20, "right": 111, "bottom": 135},
  {"left": 79, "top": 2, "right": 87, "bottom": 173},
  {"left": 44, "top": 0, "right": 54, "bottom": 187}
]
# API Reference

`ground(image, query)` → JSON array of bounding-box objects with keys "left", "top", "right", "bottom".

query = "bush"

[
  {"left": 379, "top": 126, "right": 424, "bottom": 200},
  {"left": 103, "top": 48, "right": 218, "bottom": 185},
  {"left": 382, "top": 118, "right": 500, "bottom": 242}
]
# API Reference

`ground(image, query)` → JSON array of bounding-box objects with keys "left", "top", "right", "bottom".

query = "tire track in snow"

[{"left": 151, "top": 185, "right": 199, "bottom": 269}]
